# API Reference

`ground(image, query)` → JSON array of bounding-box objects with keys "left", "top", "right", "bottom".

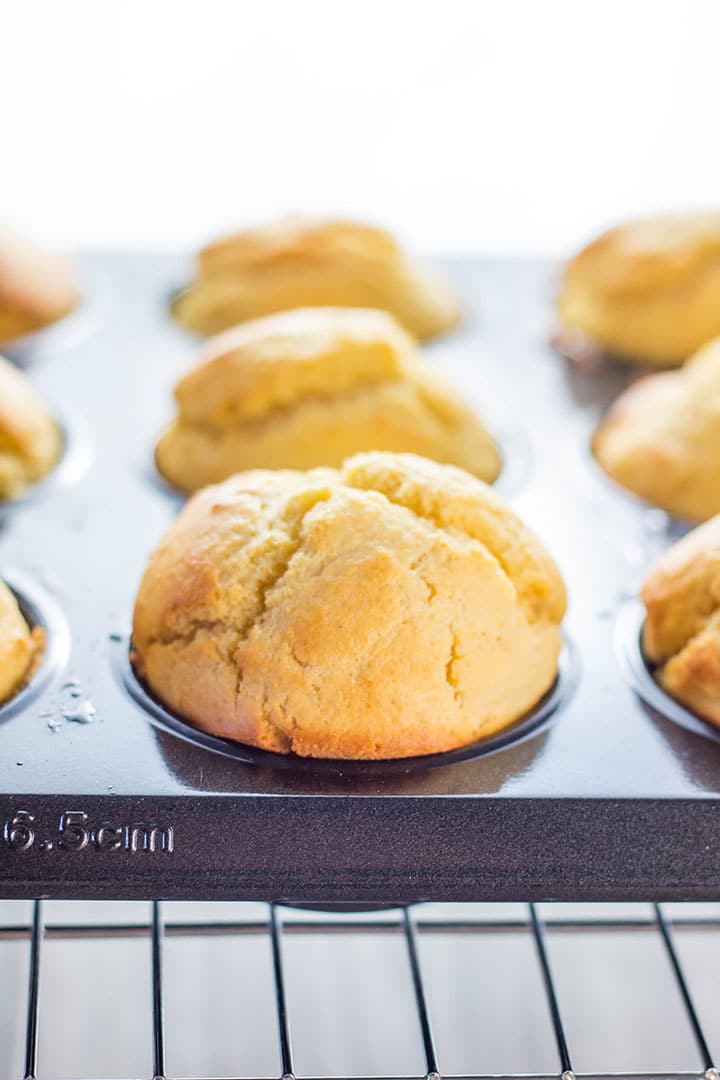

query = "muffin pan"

[{"left": 2, "top": 253, "right": 720, "bottom": 904}]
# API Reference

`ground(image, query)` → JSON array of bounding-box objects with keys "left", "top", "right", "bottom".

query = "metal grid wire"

[{"left": 2, "top": 901, "right": 720, "bottom": 1080}]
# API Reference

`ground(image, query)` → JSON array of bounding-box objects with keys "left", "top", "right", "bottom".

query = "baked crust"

[
  {"left": 0, "top": 356, "right": 63, "bottom": 500},
  {"left": 0, "top": 580, "right": 38, "bottom": 705},
  {"left": 155, "top": 307, "right": 500, "bottom": 492},
  {"left": 172, "top": 218, "right": 461, "bottom": 340},
  {"left": 132, "top": 451, "right": 566, "bottom": 759},
  {"left": 642, "top": 515, "right": 720, "bottom": 725},
  {"left": 0, "top": 228, "right": 79, "bottom": 342},
  {"left": 557, "top": 212, "right": 720, "bottom": 365},
  {"left": 592, "top": 337, "right": 720, "bottom": 522}
]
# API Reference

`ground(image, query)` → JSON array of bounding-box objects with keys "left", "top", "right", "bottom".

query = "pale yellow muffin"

[
  {"left": 592, "top": 338, "right": 720, "bottom": 522},
  {"left": 0, "top": 227, "right": 79, "bottom": 343},
  {"left": 642, "top": 515, "right": 720, "bottom": 725},
  {"left": 0, "top": 580, "right": 39, "bottom": 705},
  {"left": 557, "top": 212, "right": 720, "bottom": 366},
  {"left": 156, "top": 307, "right": 500, "bottom": 493},
  {"left": 173, "top": 218, "right": 461, "bottom": 340},
  {"left": 132, "top": 452, "right": 566, "bottom": 759},
  {"left": 0, "top": 356, "right": 63, "bottom": 500}
]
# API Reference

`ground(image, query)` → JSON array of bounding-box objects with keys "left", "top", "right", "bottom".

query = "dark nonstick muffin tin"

[{"left": 2, "top": 252, "right": 720, "bottom": 904}]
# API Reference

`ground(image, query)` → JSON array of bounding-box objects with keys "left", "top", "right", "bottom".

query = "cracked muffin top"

[
  {"left": 592, "top": 336, "right": 720, "bottom": 522},
  {"left": 155, "top": 306, "right": 501, "bottom": 493},
  {"left": 556, "top": 212, "right": 720, "bottom": 365},
  {"left": 132, "top": 451, "right": 566, "bottom": 759},
  {"left": 0, "top": 227, "right": 79, "bottom": 343},
  {"left": 642, "top": 514, "right": 720, "bottom": 726},
  {"left": 0, "top": 356, "right": 63, "bottom": 501},
  {"left": 171, "top": 217, "right": 461, "bottom": 341},
  {"left": 0, "top": 580, "right": 40, "bottom": 706}
]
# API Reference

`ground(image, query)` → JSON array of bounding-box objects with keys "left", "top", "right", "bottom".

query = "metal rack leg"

[
  {"left": 23, "top": 899, "right": 43, "bottom": 1080},
  {"left": 403, "top": 906, "right": 441, "bottom": 1080},
  {"left": 270, "top": 903, "right": 295, "bottom": 1080},
  {"left": 529, "top": 904, "right": 574, "bottom": 1080},
  {"left": 654, "top": 903, "right": 717, "bottom": 1079},
  {"left": 151, "top": 900, "right": 167, "bottom": 1080}
]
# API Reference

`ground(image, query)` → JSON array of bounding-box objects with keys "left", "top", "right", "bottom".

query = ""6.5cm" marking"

[
  {"left": 3, "top": 809, "right": 175, "bottom": 855},
  {"left": 4, "top": 810, "right": 35, "bottom": 850}
]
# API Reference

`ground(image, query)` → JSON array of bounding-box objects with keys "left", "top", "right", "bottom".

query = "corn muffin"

[
  {"left": 132, "top": 451, "right": 567, "bottom": 759},
  {"left": 592, "top": 337, "right": 720, "bottom": 522},
  {"left": 0, "top": 356, "right": 63, "bottom": 500},
  {"left": 172, "top": 218, "right": 461, "bottom": 340},
  {"left": 642, "top": 515, "right": 720, "bottom": 725},
  {"left": 156, "top": 307, "right": 500, "bottom": 493},
  {"left": 0, "top": 580, "right": 39, "bottom": 705},
  {"left": 0, "top": 227, "right": 79, "bottom": 343},
  {"left": 557, "top": 212, "right": 720, "bottom": 366}
]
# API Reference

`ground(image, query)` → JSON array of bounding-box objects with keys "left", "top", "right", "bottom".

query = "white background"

[{"left": 3, "top": 0, "right": 720, "bottom": 256}]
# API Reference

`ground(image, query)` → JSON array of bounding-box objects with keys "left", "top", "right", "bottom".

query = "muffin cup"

[
  {"left": 614, "top": 598, "right": 720, "bottom": 746},
  {"left": 0, "top": 570, "right": 70, "bottom": 722},
  {"left": 550, "top": 324, "right": 609, "bottom": 370},
  {"left": 550, "top": 324, "right": 667, "bottom": 372},
  {"left": 112, "top": 632, "right": 577, "bottom": 776},
  {"left": 0, "top": 409, "right": 93, "bottom": 522}
]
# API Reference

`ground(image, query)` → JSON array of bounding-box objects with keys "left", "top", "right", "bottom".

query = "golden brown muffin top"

[
  {"left": 133, "top": 451, "right": 565, "bottom": 757},
  {"left": 591, "top": 337, "right": 720, "bottom": 522},
  {"left": 156, "top": 307, "right": 500, "bottom": 493},
  {"left": 175, "top": 217, "right": 462, "bottom": 342},
  {"left": 339, "top": 452, "right": 566, "bottom": 621},
  {"left": 642, "top": 515, "right": 720, "bottom": 663},
  {"left": 199, "top": 218, "right": 400, "bottom": 276},
  {"left": 641, "top": 514, "right": 720, "bottom": 725},
  {"left": 175, "top": 306, "right": 417, "bottom": 425},
  {"left": 136, "top": 450, "right": 566, "bottom": 652},
  {"left": 565, "top": 212, "right": 720, "bottom": 299}
]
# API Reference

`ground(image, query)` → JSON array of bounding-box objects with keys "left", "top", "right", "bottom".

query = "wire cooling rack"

[{"left": 3, "top": 900, "right": 720, "bottom": 1080}]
